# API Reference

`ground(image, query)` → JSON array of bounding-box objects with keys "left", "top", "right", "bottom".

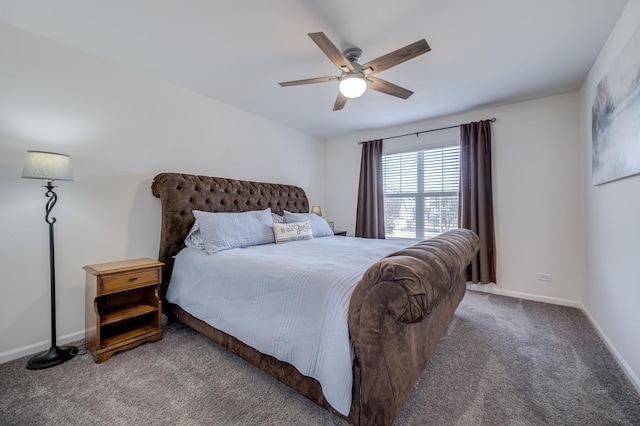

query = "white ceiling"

[{"left": 0, "top": 0, "right": 629, "bottom": 139}]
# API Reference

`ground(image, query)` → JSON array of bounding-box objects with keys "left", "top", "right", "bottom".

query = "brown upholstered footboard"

[
  {"left": 349, "top": 229, "right": 479, "bottom": 425},
  {"left": 151, "top": 173, "right": 479, "bottom": 426}
]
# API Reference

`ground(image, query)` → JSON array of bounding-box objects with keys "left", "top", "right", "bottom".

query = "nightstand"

[
  {"left": 84, "top": 258, "right": 163, "bottom": 363},
  {"left": 333, "top": 230, "right": 347, "bottom": 236}
]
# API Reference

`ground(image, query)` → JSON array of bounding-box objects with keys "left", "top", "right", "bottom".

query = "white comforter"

[{"left": 166, "top": 236, "right": 414, "bottom": 415}]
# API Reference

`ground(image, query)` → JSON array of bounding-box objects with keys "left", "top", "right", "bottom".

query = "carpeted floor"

[{"left": 1, "top": 291, "right": 639, "bottom": 425}]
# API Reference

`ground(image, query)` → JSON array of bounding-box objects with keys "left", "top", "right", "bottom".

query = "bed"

[{"left": 151, "top": 172, "right": 479, "bottom": 426}]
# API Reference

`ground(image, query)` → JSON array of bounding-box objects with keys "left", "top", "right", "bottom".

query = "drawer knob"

[{"left": 129, "top": 277, "right": 138, "bottom": 282}]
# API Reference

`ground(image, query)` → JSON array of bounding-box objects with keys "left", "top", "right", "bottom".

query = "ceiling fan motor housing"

[
  {"left": 343, "top": 47, "right": 363, "bottom": 63},
  {"left": 339, "top": 48, "right": 367, "bottom": 98}
]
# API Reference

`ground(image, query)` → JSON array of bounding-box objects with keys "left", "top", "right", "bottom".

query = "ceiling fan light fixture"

[{"left": 339, "top": 73, "right": 367, "bottom": 98}]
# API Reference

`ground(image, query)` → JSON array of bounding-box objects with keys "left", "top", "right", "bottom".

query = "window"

[{"left": 382, "top": 145, "right": 460, "bottom": 239}]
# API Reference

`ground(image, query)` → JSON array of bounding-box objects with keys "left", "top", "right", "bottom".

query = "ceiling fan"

[{"left": 279, "top": 32, "right": 431, "bottom": 111}]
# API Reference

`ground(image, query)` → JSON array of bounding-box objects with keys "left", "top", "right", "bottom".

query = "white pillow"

[
  {"left": 184, "top": 222, "right": 205, "bottom": 250},
  {"left": 273, "top": 221, "right": 313, "bottom": 244},
  {"left": 193, "top": 208, "right": 275, "bottom": 254},
  {"left": 283, "top": 211, "right": 334, "bottom": 238}
]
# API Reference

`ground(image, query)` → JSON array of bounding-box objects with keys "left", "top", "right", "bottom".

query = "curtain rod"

[{"left": 358, "top": 117, "right": 496, "bottom": 144}]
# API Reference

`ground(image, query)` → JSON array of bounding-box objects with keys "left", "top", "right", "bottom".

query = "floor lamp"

[{"left": 22, "top": 150, "right": 77, "bottom": 369}]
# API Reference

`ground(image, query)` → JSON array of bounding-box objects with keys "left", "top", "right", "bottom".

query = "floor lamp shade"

[
  {"left": 22, "top": 151, "right": 73, "bottom": 182},
  {"left": 22, "top": 150, "right": 76, "bottom": 369}
]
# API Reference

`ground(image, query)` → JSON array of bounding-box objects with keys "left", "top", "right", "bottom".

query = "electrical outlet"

[{"left": 537, "top": 273, "right": 552, "bottom": 282}]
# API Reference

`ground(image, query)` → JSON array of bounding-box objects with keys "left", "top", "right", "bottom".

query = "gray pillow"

[
  {"left": 271, "top": 212, "right": 284, "bottom": 223},
  {"left": 184, "top": 222, "right": 205, "bottom": 250},
  {"left": 283, "top": 211, "right": 334, "bottom": 237},
  {"left": 193, "top": 208, "right": 275, "bottom": 254}
]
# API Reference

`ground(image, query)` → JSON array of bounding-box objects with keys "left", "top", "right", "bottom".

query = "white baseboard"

[
  {"left": 466, "top": 283, "right": 583, "bottom": 308},
  {"left": 466, "top": 283, "right": 640, "bottom": 395},
  {"left": 0, "top": 330, "right": 85, "bottom": 365},
  {"left": 581, "top": 305, "right": 640, "bottom": 396}
]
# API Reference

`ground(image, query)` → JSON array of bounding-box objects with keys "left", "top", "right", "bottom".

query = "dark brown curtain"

[
  {"left": 355, "top": 139, "right": 385, "bottom": 239},
  {"left": 459, "top": 120, "right": 496, "bottom": 284}
]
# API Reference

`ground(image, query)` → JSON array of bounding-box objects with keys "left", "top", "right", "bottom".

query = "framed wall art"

[{"left": 592, "top": 24, "right": 640, "bottom": 186}]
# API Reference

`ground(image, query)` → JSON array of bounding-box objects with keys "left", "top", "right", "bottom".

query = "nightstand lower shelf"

[{"left": 98, "top": 321, "right": 162, "bottom": 362}]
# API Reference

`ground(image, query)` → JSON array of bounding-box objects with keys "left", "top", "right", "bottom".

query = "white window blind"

[{"left": 382, "top": 145, "right": 460, "bottom": 239}]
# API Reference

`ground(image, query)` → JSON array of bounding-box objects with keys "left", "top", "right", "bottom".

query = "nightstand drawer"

[{"left": 99, "top": 268, "right": 160, "bottom": 295}]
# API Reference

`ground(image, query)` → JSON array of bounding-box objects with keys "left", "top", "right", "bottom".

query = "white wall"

[
  {"left": 325, "top": 92, "right": 584, "bottom": 305},
  {"left": 0, "top": 22, "right": 325, "bottom": 360},
  {"left": 578, "top": 0, "right": 640, "bottom": 390}
]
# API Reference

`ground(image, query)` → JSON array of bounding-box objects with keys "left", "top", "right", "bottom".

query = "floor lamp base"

[{"left": 26, "top": 345, "right": 77, "bottom": 370}]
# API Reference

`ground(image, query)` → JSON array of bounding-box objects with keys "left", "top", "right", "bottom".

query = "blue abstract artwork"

[{"left": 592, "top": 24, "right": 640, "bottom": 185}]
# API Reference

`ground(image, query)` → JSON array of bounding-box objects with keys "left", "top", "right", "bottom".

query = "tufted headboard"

[{"left": 151, "top": 172, "right": 309, "bottom": 298}]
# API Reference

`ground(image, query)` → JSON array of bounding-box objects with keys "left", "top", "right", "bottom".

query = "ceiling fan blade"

[
  {"left": 333, "top": 92, "right": 348, "bottom": 111},
  {"left": 308, "top": 32, "right": 354, "bottom": 72},
  {"left": 367, "top": 76, "right": 414, "bottom": 99},
  {"left": 361, "top": 39, "right": 431, "bottom": 75},
  {"left": 279, "top": 76, "right": 338, "bottom": 87}
]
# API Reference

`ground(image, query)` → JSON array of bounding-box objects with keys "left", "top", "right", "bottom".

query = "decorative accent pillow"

[
  {"left": 271, "top": 212, "right": 284, "bottom": 224},
  {"left": 273, "top": 221, "right": 313, "bottom": 244},
  {"left": 283, "top": 211, "right": 334, "bottom": 238},
  {"left": 192, "top": 208, "right": 276, "bottom": 254},
  {"left": 184, "top": 222, "right": 205, "bottom": 250}
]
